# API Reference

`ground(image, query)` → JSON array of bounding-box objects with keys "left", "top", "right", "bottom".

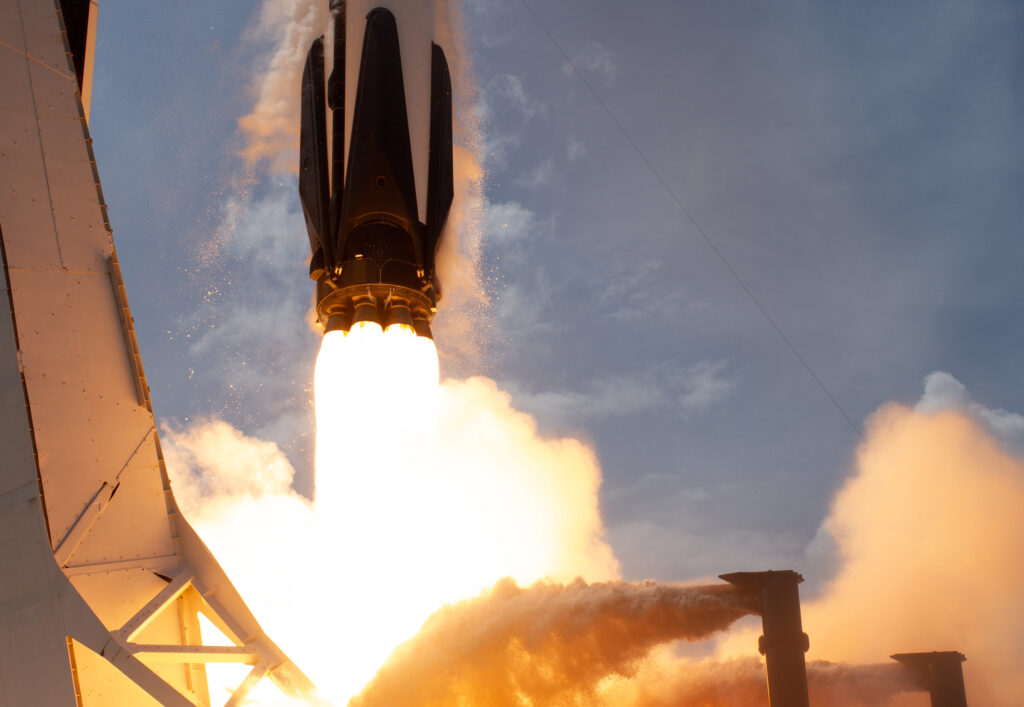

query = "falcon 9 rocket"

[{"left": 300, "top": 1, "right": 454, "bottom": 340}]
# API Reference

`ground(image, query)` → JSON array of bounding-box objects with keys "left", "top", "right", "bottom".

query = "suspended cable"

[{"left": 517, "top": 0, "right": 864, "bottom": 439}]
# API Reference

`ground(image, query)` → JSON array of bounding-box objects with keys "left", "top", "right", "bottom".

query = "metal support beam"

[
  {"left": 62, "top": 553, "right": 179, "bottom": 576},
  {"left": 721, "top": 570, "right": 810, "bottom": 707},
  {"left": 892, "top": 652, "right": 969, "bottom": 707},
  {"left": 53, "top": 424, "right": 156, "bottom": 567},
  {"left": 115, "top": 571, "right": 193, "bottom": 643},
  {"left": 224, "top": 661, "right": 271, "bottom": 707},
  {"left": 127, "top": 644, "right": 261, "bottom": 665},
  {"left": 52, "top": 481, "right": 112, "bottom": 566},
  {"left": 1, "top": 0, "right": 317, "bottom": 702},
  {"left": 192, "top": 578, "right": 255, "bottom": 647}
]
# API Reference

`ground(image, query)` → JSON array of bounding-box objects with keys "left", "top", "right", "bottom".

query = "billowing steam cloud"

[
  {"left": 161, "top": 420, "right": 317, "bottom": 631},
  {"left": 709, "top": 371, "right": 1024, "bottom": 706},
  {"left": 165, "top": 369, "right": 622, "bottom": 702},
  {"left": 167, "top": 371, "right": 1024, "bottom": 705},
  {"left": 332, "top": 373, "right": 1023, "bottom": 706},
  {"left": 595, "top": 653, "right": 917, "bottom": 707},
  {"left": 350, "top": 579, "right": 753, "bottom": 706},
  {"left": 800, "top": 375, "right": 1024, "bottom": 706}
]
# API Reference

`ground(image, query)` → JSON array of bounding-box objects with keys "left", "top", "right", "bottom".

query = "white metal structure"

[{"left": 0, "top": 1, "right": 314, "bottom": 704}]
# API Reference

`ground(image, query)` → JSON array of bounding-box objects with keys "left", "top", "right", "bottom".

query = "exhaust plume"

[
  {"left": 166, "top": 323, "right": 620, "bottom": 702},
  {"left": 347, "top": 584, "right": 920, "bottom": 707},
  {"left": 351, "top": 578, "right": 754, "bottom": 707}
]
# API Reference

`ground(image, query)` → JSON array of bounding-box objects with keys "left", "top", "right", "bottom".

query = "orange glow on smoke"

[
  {"left": 170, "top": 322, "right": 617, "bottom": 704},
  {"left": 171, "top": 330, "right": 1024, "bottom": 705}
]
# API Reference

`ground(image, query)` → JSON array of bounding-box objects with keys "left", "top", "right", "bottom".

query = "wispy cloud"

[
  {"left": 485, "top": 200, "right": 539, "bottom": 244},
  {"left": 567, "top": 135, "right": 587, "bottom": 162},
  {"left": 481, "top": 198, "right": 560, "bottom": 343},
  {"left": 174, "top": 177, "right": 317, "bottom": 470},
  {"left": 604, "top": 472, "right": 802, "bottom": 581},
  {"left": 485, "top": 74, "right": 546, "bottom": 121},
  {"left": 610, "top": 518, "right": 803, "bottom": 582},
  {"left": 514, "top": 157, "right": 556, "bottom": 189},
  {"left": 476, "top": 74, "right": 545, "bottom": 171},
  {"left": 479, "top": 131, "right": 522, "bottom": 170},
  {"left": 596, "top": 259, "right": 706, "bottom": 323},
  {"left": 506, "top": 359, "right": 737, "bottom": 427},
  {"left": 562, "top": 41, "right": 618, "bottom": 85}
]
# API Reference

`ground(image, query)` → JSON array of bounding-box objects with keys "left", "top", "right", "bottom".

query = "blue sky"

[{"left": 89, "top": 0, "right": 1024, "bottom": 588}]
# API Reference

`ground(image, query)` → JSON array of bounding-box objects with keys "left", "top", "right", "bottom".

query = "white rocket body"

[{"left": 345, "top": 1, "right": 438, "bottom": 224}]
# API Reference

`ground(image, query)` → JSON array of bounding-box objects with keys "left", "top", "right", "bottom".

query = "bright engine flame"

[
  {"left": 169, "top": 323, "right": 618, "bottom": 705},
  {"left": 311, "top": 322, "right": 445, "bottom": 698},
  {"left": 298, "top": 322, "right": 616, "bottom": 701}
]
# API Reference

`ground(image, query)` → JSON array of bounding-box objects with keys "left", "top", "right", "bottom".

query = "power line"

[{"left": 517, "top": 0, "right": 864, "bottom": 440}]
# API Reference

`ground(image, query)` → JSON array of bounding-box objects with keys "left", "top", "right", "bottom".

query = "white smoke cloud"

[
  {"left": 780, "top": 372, "right": 1024, "bottom": 706},
  {"left": 162, "top": 419, "right": 315, "bottom": 611},
  {"left": 164, "top": 362, "right": 621, "bottom": 703},
  {"left": 238, "top": 0, "right": 327, "bottom": 172},
  {"left": 916, "top": 370, "right": 1024, "bottom": 450}
]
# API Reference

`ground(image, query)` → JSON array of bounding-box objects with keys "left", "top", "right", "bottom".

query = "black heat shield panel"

[
  {"left": 327, "top": 1, "right": 346, "bottom": 237},
  {"left": 425, "top": 43, "right": 454, "bottom": 290},
  {"left": 337, "top": 8, "right": 421, "bottom": 265},
  {"left": 299, "top": 37, "right": 332, "bottom": 266}
]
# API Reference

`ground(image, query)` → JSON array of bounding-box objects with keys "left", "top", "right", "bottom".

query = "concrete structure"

[{"left": 0, "top": 1, "right": 314, "bottom": 704}]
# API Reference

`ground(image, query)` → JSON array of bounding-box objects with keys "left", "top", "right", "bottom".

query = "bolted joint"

[{"left": 758, "top": 633, "right": 810, "bottom": 656}]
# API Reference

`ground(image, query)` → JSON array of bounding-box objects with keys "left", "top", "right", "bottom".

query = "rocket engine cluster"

[{"left": 300, "top": 1, "right": 454, "bottom": 340}]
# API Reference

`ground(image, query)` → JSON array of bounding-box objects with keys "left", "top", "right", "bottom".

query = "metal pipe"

[
  {"left": 721, "top": 570, "right": 810, "bottom": 707},
  {"left": 891, "top": 652, "right": 968, "bottom": 707}
]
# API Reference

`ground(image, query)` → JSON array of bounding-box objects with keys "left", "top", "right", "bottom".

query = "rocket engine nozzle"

[{"left": 300, "top": 4, "right": 454, "bottom": 340}]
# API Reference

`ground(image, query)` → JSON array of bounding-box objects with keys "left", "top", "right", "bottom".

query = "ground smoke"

[
  {"left": 166, "top": 376, "right": 1024, "bottom": 706},
  {"left": 351, "top": 579, "right": 753, "bottom": 706},
  {"left": 594, "top": 654, "right": 917, "bottom": 707}
]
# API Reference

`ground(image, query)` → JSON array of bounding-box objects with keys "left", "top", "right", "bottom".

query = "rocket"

[{"left": 300, "top": 1, "right": 454, "bottom": 339}]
